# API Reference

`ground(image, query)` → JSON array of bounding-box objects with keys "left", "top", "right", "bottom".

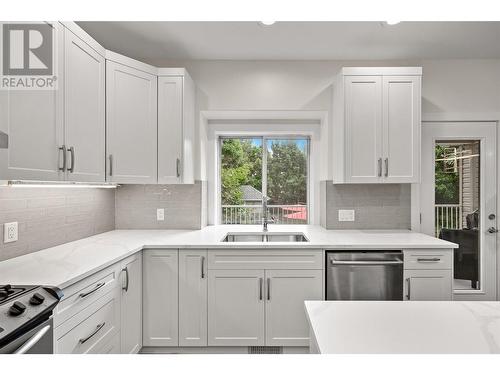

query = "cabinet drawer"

[
  {"left": 208, "top": 249, "right": 323, "bottom": 270},
  {"left": 55, "top": 290, "right": 119, "bottom": 354},
  {"left": 403, "top": 249, "right": 452, "bottom": 270},
  {"left": 90, "top": 332, "right": 120, "bottom": 354},
  {"left": 54, "top": 264, "right": 120, "bottom": 327}
]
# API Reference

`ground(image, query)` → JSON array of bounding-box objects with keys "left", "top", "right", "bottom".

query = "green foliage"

[
  {"left": 220, "top": 138, "right": 307, "bottom": 206},
  {"left": 435, "top": 145, "right": 459, "bottom": 204}
]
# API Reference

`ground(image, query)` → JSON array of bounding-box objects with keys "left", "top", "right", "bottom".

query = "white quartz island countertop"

[
  {"left": 0, "top": 225, "right": 457, "bottom": 289},
  {"left": 305, "top": 300, "right": 500, "bottom": 354}
]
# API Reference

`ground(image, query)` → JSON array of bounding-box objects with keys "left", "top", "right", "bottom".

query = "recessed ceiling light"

[
  {"left": 386, "top": 20, "right": 401, "bottom": 25},
  {"left": 259, "top": 21, "right": 276, "bottom": 26}
]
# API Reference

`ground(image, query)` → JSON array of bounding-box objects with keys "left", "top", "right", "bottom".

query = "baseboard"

[{"left": 140, "top": 346, "right": 310, "bottom": 354}]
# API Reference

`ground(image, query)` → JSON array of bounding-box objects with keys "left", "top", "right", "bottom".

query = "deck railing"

[
  {"left": 221, "top": 204, "right": 308, "bottom": 225},
  {"left": 435, "top": 204, "right": 462, "bottom": 236}
]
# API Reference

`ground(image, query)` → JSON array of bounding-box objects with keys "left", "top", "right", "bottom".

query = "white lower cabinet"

[
  {"left": 120, "top": 253, "right": 142, "bottom": 354},
  {"left": 208, "top": 269, "right": 265, "bottom": 346},
  {"left": 179, "top": 250, "right": 208, "bottom": 346},
  {"left": 265, "top": 270, "right": 323, "bottom": 346},
  {"left": 142, "top": 249, "right": 179, "bottom": 346},
  {"left": 404, "top": 269, "right": 452, "bottom": 301}
]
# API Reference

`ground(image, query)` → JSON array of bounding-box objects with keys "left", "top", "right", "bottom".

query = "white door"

[
  {"left": 120, "top": 253, "right": 142, "bottom": 354},
  {"left": 0, "top": 22, "right": 64, "bottom": 181},
  {"left": 345, "top": 75, "right": 383, "bottom": 183},
  {"left": 208, "top": 269, "right": 265, "bottom": 346},
  {"left": 404, "top": 270, "right": 452, "bottom": 301},
  {"left": 179, "top": 249, "right": 207, "bottom": 346},
  {"left": 143, "top": 249, "right": 178, "bottom": 346},
  {"left": 382, "top": 76, "right": 421, "bottom": 183},
  {"left": 64, "top": 28, "right": 105, "bottom": 182},
  {"left": 106, "top": 61, "right": 157, "bottom": 184},
  {"left": 420, "top": 122, "right": 497, "bottom": 300},
  {"left": 158, "top": 76, "right": 183, "bottom": 184},
  {"left": 265, "top": 270, "right": 323, "bottom": 346}
]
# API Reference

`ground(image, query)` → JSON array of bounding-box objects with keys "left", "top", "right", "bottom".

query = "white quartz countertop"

[
  {"left": 305, "top": 300, "right": 500, "bottom": 354},
  {"left": 0, "top": 225, "right": 457, "bottom": 289}
]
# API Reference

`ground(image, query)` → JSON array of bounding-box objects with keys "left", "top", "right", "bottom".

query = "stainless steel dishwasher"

[{"left": 326, "top": 251, "right": 403, "bottom": 300}]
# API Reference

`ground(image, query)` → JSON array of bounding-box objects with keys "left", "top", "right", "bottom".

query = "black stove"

[{"left": 0, "top": 284, "right": 63, "bottom": 353}]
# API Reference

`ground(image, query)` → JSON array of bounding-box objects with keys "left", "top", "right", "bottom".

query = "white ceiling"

[{"left": 77, "top": 21, "right": 500, "bottom": 62}]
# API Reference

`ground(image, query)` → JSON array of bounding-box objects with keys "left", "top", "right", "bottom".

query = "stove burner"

[{"left": 0, "top": 285, "right": 29, "bottom": 302}]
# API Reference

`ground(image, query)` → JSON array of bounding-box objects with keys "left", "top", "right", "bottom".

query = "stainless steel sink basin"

[{"left": 221, "top": 232, "right": 309, "bottom": 242}]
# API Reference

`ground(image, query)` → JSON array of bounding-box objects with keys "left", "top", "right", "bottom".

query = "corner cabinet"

[
  {"left": 157, "top": 69, "right": 196, "bottom": 184},
  {"left": 105, "top": 53, "right": 158, "bottom": 184},
  {"left": 332, "top": 67, "right": 421, "bottom": 184}
]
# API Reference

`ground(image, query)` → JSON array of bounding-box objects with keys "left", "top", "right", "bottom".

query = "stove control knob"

[
  {"left": 9, "top": 301, "right": 27, "bottom": 316},
  {"left": 2, "top": 284, "right": 12, "bottom": 291},
  {"left": 29, "top": 292, "right": 45, "bottom": 305}
]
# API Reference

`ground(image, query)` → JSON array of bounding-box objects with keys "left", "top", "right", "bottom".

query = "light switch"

[
  {"left": 157, "top": 208, "right": 165, "bottom": 221},
  {"left": 338, "top": 210, "right": 355, "bottom": 222}
]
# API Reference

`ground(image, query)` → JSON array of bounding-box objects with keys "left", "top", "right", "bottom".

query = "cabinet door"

[
  {"left": 64, "top": 28, "right": 105, "bottom": 182},
  {"left": 0, "top": 22, "right": 64, "bottom": 181},
  {"left": 208, "top": 269, "right": 265, "bottom": 346},
  {"left": 143, "top": 249, "right": 178, "bottom": 346},
  {"left": 120, "top": 253, "right": 142, "bottom": 354},
  {"left": 404, "top": 269, "right": 452, "bottom": 301},
  {"left": 344, "top": 75, "right": 383, "bottom": 183},
  {"left": 106, "top": 61, "right": 157, "bottom": 183},
  {"left": 265, "top": 270, "right": 323, "bottom": 346},
  {"left": 179, "top": 250, "right": 207, "bottom": 346},
  {"left": 382, "top": 76, "right": 421, "bottom": 183},
  {"left": 158, "top": 76, "right": 183, "bottom": 184}
]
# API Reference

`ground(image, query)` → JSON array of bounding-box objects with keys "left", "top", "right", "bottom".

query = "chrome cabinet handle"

[
  {"left": 377, "top": 158, "right": 382, "bottom": 177},
  {"left": 59, "top": 145, "right": 67, "bottom": 171},
  {"left": 122, "top": 267, "right": 129, "bottom": 292},
  {"left": 330, "top": 259, "right": 403, "bottom": 265},
  {"left": 384, "top": 158, "right": 389, "bottom": 177},
  {"left": 201, "top": 256, "right": 206, "bottom": 279},
  {"left": 406, "top": 278, "right": 411, "bottom": 300},
  {"left": 67, "top": 146, "right": 75, "bottom": 173},
  {"left": 108, "top": 154, "right": 113, "bottom": 176},
  {"left": 176, "top": 158, "right": 181, "bottom": 178},
  {"left": 79, "top": 282, "right": 105, "bottom": 299},
  {"left": 14, "top": 325, "right": 51, "bottom": 354},
  {"left": 416, "top": 258, "right": 441, "bottom": 262},
  {"left": 79, "top": 323, "right": 105, "bottom": 344},
  {"left": 259, "top": 278, "right": 263, "bottom": 301},
  {"left": 267, "top": 278, "right": 271, "bottom": 301}
]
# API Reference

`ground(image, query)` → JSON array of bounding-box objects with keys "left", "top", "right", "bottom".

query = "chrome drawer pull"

[
  {"left": 259, "top": 278, "right": 263, "bottom": 301},
  {"left": 122, "top": 267, "right": 129, "bottom": 292},
  {"left": 331, "top": 260, "right": 403, "bottom": 265},
  {"left": 267, "top": 278, "right": 271, "bottom": 301},
  {"left": 406, "top": 278, "right": 411, "bottom": 300},
  {"left": 59, "top": 145, "right": 67, "bottom": 172},
  {"left": 79, "top": 282, "right": 105, "bottom": 299},
  {"left": 201, "top": 256, "right": 206, "bottom": 279},
  {"left": 68, "top": 146, "right": 75, "bottom": 173},
  {"left": 416, "top": 258, "right": 441, "bottom": 262},
  {"left": 79, "top": 322, "right": 105, "bottom": 344}
]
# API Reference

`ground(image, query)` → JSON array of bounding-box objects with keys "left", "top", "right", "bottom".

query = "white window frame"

[
  {"left": 200, "top": 111, "right": 329, "bottom": 226},
  {"left": 219, "top": 135, "right": 311, "bottom": 225}
]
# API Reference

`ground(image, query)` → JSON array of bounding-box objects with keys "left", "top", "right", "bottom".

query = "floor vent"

[{"left": 248, "top": 346, "right": 283, "bottom": 354}]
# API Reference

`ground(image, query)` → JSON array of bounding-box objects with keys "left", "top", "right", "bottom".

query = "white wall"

[{"left": 155, "top": 58, "right": 500, "bottom": 180}]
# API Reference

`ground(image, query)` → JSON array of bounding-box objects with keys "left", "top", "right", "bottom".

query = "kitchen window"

[{"left": 219, "top": 136, "right": 310, "bottom": 225}]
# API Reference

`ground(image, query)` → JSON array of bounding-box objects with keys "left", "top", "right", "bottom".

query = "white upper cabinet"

[
  {"left": 157, "top": 69, "right": 196, "bottom": 184},
  {"left": 106, "top": 54, "right": 158, "bottom": 184},
  {"left": 64, "top": 26, "right": 105, "bottom": 182},
  {"left": 332, "top": 67, "right": 422, "bottom": 184},
  {"left": 0, "top": 22, "right": 65, "bottom": 181}
]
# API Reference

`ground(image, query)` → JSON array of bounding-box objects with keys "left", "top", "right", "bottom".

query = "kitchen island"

[{"left": 305, "top": 300, "right": 500, "bottom": 354}]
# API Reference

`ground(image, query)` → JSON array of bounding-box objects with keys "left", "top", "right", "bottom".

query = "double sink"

[{"left": 221, "top": 232, "right": 309, "bottom": 242}]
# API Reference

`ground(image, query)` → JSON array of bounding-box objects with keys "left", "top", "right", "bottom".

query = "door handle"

[
  {"left": 59, "top": 145, "right": 67, "bottom": 172},
  {"left": 377, "top": 158, "right": 382, "bottom": 177},
  {"left": 259, "top": 278, "right": 263, "bottom": 301},
  {"left": 14, "top": 325, "right": 51, "bottom": 354},
  {"left": 406, "top": 278, "right": 411, "bottom": 300},
  {"left": 108, "top": 154, "right": 113, "bottom": 177},
  {"left": 267, "top": 278, "right": 271, "bottom": 301},
  {"left": 176, "top": 158, "right": 181, "bottom": 178},
  {"left": 384, "top": 158, "right": 389, "bottom": 177},
  {"left": 201, "top": 256, "right": 205, "bottom": 279},
  {"left": 67, "top": 146, "right": 75, "bottom": 173},
  {"left": 122, "top": 267, "right": 129, "bottom": 292}
]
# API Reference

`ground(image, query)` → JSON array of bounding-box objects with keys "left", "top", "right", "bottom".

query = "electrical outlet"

[
  {"left": 4, "top": 222, "right": 18, "bottom": 243},
  {"left": 157, "top": 208, "right": 165, "bottom": 221},
  {"left": 338, "top": 210, "right": 355, "bottom": 222}
]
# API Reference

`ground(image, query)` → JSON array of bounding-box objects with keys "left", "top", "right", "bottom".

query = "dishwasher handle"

[{"left": 330, "top": 259, "right": 403, "bottom": 266}]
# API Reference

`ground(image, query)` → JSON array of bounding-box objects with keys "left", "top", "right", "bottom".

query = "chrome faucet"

[{"left": 262, "top": 196, "right": 275, "bottom": 231}]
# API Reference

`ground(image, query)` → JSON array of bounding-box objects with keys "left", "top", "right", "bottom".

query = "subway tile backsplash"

[
  {"left": 115, "top": 182, "right": 204, "bottom": 230},
  {"left": 0, "top": 187, "right": 115, "bottom": 261},
  {"left": 320, "top": 182, "right": 411, "bottom": 230}
]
